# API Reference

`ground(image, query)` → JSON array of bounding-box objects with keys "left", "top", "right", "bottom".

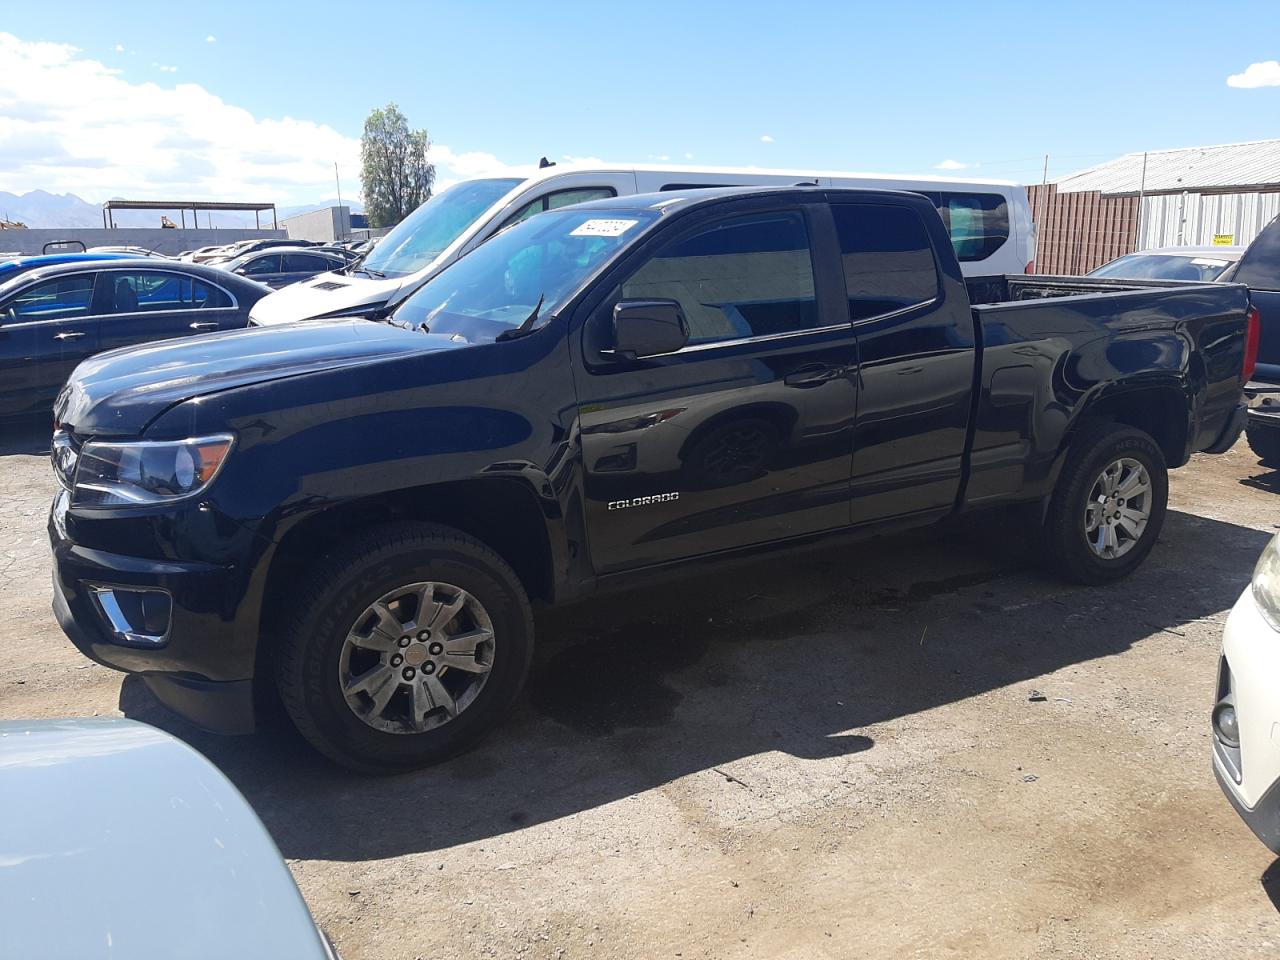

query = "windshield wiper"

[{"left": 495, "top": 294, "right": 545, "bottom": 342}]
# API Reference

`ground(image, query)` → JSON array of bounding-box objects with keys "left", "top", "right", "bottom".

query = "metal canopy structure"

[{"left": 101, "top": 200, "right": 279, "bottom": 230}]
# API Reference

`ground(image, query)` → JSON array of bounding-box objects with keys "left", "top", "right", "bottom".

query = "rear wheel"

[
  {"left": 275, "top": 523, "right": 533, "bottom": 773},
  {"left": 1246, "top": 422, "right": 1280, "bottom": 467},
  {"left": 1043, "top": 423, "right": 1168, "bottom": 584}
]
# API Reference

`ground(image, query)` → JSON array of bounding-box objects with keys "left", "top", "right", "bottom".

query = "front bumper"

[
  {"left": 1245, "top": 381, "right": 1280, "bottom": 432},
  {"left": 1213, "top": 588, "right": 1280, "bottom": 854},
  {"left": 49, "top": 497, "right": 261, "bottom": 733}
]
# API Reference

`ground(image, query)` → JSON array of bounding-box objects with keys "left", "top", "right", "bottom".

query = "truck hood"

[
  {"left": 57, "top": 318, "right": 461, "bottom": 436},
  {"left": 248, "top": 269, "right": 407, "bottom": 325}
]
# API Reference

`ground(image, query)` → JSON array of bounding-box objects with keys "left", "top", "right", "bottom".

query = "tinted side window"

[
  {"left": 283, "top": 253, "right": 328, "bottom": 272},
  {"left": 1235, "top": 217, "right": 1280, "bottom": 290},
  {"left": 242, "top": 255, "right": 280, "bottom": 275},
  {"left": 621, "top": 210, "right": 818, "bottom": 344},
  {"left": 193, "top": 279, "right": 232, "bottom": 308},
  {"left": 831, "top": 204, "right": 939, "bottom": 321},
  {"left": 9, "top": 274, "right": 95, "bottom": 321},
  {"left": 104, "top": 272, "right": 196, "bottom": 312}
]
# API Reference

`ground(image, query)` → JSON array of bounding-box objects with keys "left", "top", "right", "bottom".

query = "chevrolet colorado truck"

[{"left": 49, "top": 187, "right": 1256, "bottom": 772}]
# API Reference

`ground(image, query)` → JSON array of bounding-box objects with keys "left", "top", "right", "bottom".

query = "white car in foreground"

[{"left": 1213, "top": 533, "right": 1280, "bottom": 854}]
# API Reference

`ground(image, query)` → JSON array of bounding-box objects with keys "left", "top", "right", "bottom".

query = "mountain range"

[{"left": 0, "top": 190, "right": 364, "bottom": 229}]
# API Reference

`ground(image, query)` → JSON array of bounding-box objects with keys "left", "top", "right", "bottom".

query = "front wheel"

[
  {"left": 1042, "top": 423, "right": 1169, "bottom": 584},
  {"left": 275, "top": 523, "right": 534, "bottom": 773}
]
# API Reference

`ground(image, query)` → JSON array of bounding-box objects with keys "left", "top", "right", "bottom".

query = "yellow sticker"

[{"left": 1213, "top": 234, "right": 1235, "bottom": 246}]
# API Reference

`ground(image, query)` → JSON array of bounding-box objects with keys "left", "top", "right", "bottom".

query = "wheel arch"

[{"left": 258, "top": 478, "right": 558, "bottom": 656}]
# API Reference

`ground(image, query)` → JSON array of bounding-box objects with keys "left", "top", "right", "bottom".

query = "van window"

[
  {"left": 832, "top": 204, "right": 939, "bottom": 320},
  {"left": 621, "top": 210, "right": 819, "bottom": 344},
  {"left": 499, "top": 187, "right": 617, "bottom": 230},
  {"left": 925, "top": 192, "right": 1009, "bottom": 262}
]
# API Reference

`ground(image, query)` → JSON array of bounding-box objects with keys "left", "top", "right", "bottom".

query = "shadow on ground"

[
  {"left": 120, "top": 508, "right": 1270, "bottom": 862},
  {"left": 1263, "top": 859, "right": 1280, "bottom": 914}
]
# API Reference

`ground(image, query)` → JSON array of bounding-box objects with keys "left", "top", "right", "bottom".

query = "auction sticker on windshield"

[{"left": 570, "top": 219, "right": 639, "bottom": 238}]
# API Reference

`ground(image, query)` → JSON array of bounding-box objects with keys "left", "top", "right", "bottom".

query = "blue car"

[{"left": 0, "top": 252, "right": 140, "bottom": 284}]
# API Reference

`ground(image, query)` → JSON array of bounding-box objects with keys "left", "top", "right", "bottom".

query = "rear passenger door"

[
  {"left": 830, "top": 196, "right": 976, "bottom": 522},
  {"left": 574, "top": 197, "right": 858, "bottom": 573},
  {"left": 95, "top": 270, "right": 240, "bottom": 353}
]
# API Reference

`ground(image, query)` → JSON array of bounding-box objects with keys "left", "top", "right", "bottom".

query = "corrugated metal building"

[{"left": 1053, "top": 138, "right": 1280, "bottom": 253}]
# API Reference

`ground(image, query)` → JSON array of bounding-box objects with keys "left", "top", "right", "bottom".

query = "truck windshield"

[
  {"left": 390, "top": 208, "right": 658, "bottom": 344},
  {"left": 360, "top": 177, "right": 524, "bottom": 279}
]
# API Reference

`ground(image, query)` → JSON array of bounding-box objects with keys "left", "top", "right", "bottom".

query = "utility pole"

[
  {"left": 335, "top": 162, "right": 345, "bottom": 240},
  {"left": 1136, "top": 151, "right": 1149, "bottom": 251},
  {"left": 1035, "top": 153, "right": 1049, "bottom": 274}
]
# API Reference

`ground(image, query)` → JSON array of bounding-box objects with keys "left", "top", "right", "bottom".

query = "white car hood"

[{"left": 249, "top": 269, "right": 407, "bottom": 325}]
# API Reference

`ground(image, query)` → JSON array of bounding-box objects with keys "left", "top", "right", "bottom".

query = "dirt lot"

[{"left": 3, "top": 419, "right": 1279, "bottom": 959}]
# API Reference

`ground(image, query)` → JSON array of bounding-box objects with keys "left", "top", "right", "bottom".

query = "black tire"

[
  {"left": 275, "top": 522, "right": 533, "bottom": 773},
  {"left": 1247, "top": 422, "right": 1280, "bottom": 467},
  {"left": 1042, "top": 422, "right": 1169, "bottom": 585}
]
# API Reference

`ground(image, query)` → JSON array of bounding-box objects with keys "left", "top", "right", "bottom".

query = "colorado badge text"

[{"left": 607, "top": 492, "right": 680, "bottom": 511}]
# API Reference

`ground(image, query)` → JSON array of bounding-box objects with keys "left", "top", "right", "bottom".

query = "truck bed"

[
  {"left": 959, "top": 274, "right": 1251, "bottom": 508},
  {"left": 964, "top": 273, "right": 1219, "bottom": 306}
]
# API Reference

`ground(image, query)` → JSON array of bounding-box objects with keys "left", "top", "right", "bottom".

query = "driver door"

[
  {"left": 572, "top": 198, "right": 858, "bottom": 574},
  {"left": 0, "top": 272, "right": 100, "bottom": 418}
]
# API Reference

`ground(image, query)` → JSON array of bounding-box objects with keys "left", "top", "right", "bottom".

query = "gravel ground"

[{"left": 2, "top": 419, "right": 1279, "bottom": 959}]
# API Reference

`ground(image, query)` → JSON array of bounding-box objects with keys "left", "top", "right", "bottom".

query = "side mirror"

[{"left": 610, "top": 299, "right": 689, "bottom": 360}]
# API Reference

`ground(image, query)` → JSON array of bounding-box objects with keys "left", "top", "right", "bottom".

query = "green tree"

[{"left": 359, "top": 103, "right": 435, "bottom": 228}]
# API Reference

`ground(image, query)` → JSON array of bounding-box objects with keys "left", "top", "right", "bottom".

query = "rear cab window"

[{"left": 830, "top": 203, "right": 940, "bottom": 320}]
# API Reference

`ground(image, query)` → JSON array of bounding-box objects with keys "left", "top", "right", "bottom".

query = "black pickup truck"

[
  {"left": 1225, "top": 214, "right": 1280, "bottom": 463},
  {"left": 49, "top": 187, "right": 1253, "bottom": 771}
]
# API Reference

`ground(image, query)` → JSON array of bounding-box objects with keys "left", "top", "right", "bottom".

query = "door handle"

[
  {"left": 784, "top": 365, "right": 846, "bottom": 388},
  {"left": 189, "top": 321, "right": 220, "bottom": 331},
  {"left": 53, "top": 331, "right": 86, "bottom": 341}
]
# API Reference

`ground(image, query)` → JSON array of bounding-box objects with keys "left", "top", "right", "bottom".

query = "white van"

[{"left": 249, "top": 163, "right": 1035, "bottom": 325}]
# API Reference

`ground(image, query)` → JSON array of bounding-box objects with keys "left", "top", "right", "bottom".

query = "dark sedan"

[
  {"left": 0, "top": 260, "right": 270, "bottom": 420},
  {"left": 221, "top": 247, "right": 350, "bottom": 288}
]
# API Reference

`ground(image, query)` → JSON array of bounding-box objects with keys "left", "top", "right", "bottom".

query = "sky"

[{"left": 1, "top": 0, "right": 1279, "bottom": 206}]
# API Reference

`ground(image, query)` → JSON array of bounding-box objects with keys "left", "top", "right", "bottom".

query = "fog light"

[
  {"left": 90, "top": 586, "right": 172, "bottom": 647},
  {"left": 1213, "top": 701, "right": 1240, "bottom": 748}
]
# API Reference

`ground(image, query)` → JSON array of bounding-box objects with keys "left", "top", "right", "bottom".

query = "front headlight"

[
  {"left": 1251, "top": 533, "right": 1280, "bottom": 631},
  {"left": 72, "top": 435, "right": 234, "bottom": 507}
]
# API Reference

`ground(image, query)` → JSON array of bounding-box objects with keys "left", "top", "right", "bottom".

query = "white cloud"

[
  {"left": 113, "top": 43, "right": 124, "bottom": 53},
  {"left": 934, "top": 159, "right": 969, "bottom": 170},
  {"left": 0, "top": 32, "right": 540, "bottom": 206},
  {"left": 760, "top": 134, "right": 774, "bottom": 143},
  {"left": 154, "top": 63, "right": 178, "bottom": 73},
  {"left": 1227, "top": 60, "right": 1280, "bottom": 88},
  {"left": 205, "top": 35, "right": 216, "bottom": 43},
  {"left": 684, "top": 152, "right": 693, "bottom": 160}
]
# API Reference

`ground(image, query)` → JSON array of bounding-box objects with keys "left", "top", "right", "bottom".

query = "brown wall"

[{"left": 1026, "top": 184, "right": 1140, "bottom": 275}]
